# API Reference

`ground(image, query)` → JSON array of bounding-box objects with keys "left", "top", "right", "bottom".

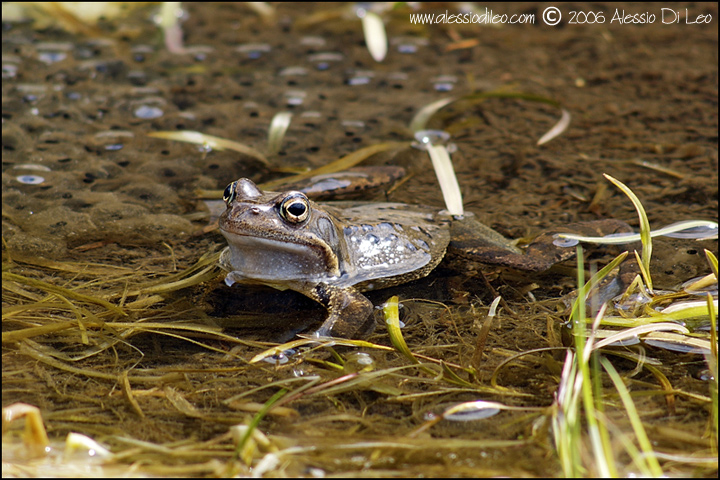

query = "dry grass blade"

[
  {"left": 18, "top": 340, "right": 182, "bottom": 384},
  {"left": 490, "top": 346, "right": 567, "bottom": 389},
  {"left": 537, "top": 108, "right": 571, "bottom": 145},
  {"left": 409, "top": 97, "right": 457, "bottom": 133},
  {"left": 630, "top": 158, "right": 686, "bottom": 179},
  {"left": 244, "top": 1, "right": 276, "bottom": 23},
  {"left": 470, "top": 296, "right": 502, "bottom": 369},
  {"left": 427, "top": 144, "right": 463, "bottom": 215},
  {"left": 3, "top": 272, "right": 125, "bottom": 315},
  {"left": 8, "top": 254, "right": 136, "bottom": 275},
  {"left": 107, "top": 250, "right": 222, "bottom": 301},
  {"left": 226, "top": 376, "right": 322, "bottom": 405},
  {"left": 148, "top": 131, "right": 269, "bottom": 165},
  {"left": 267, "top": 112, "right": 292, "bottom": 155},
  {"left": 250, "top": 339, "right": 322, "bottom": 363},
  {"left": 307, "top": 365, "right": 421, "bottom": 397},
  {"left": 413, "top": 91, "right": 568, "bottom": 144},
  {"left": 360, "top": 10, "right": 387, "bottom": 62},
  {"left": 2, "top": 319, "right": 95, "bottom": 343},
  {"left": 383, "top": 297, "right": 479, "bottom": 383},
  {"left": 407, "top": 400, "right": 534, "bottom": 438},
  {"left": 642, "top": 331, "right": 713, "bottom": 354},
  {"left": 708, "top": 291, "right": 718, "bottom": 362},
  {"left": 590, "top": 323, "right": 690, "bottom": 351},
  {"left": 260, "top": 141, "right": 409, "bottom": 190},
  {"left": 554, "top": 219, "right": 718, "bottom": 245},
  {"left": 250, "top": 337, "right": 394, "bottom": 364}
]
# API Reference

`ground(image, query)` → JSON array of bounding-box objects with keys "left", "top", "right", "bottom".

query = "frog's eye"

[
  {"left": 279, "top": 193, "right": 310, "bottom": 223},
  {"left": 223, "top": 182, "right": 237, "bottom": 205}
]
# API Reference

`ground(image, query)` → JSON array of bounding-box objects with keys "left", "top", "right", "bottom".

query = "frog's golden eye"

[
  {"left": 279, "top": 193, "right": 310, "bottom": 223},
  {"left": 223, "top": 182, "right": 237, "bottom": 205}
]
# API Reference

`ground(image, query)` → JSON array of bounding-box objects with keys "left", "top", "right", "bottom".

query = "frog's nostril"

[{"left": 251, "top": 207, "right": 261, "bottom": 214}]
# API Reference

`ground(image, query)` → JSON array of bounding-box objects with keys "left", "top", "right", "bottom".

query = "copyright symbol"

[{"left": 542, "top": 6, "right": 562, "bottom": 26}]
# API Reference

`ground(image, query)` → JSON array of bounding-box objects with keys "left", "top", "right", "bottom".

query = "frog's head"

[{"left": 218, "top": 178, "right": 345, "bottom": 281}]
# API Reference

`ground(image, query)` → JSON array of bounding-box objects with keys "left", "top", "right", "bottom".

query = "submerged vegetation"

[
  {"left": 3, "top": 143, "right": 717, "bottom": 476},
  {"left": 2, "top": 2, "right": 718, "bottom": 478}
]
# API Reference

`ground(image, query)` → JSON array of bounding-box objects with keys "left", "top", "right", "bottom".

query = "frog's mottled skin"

[
  {"left": 219, "top": 178, "right": 450, "bottom": 337},
  {"left": 218, "top": 177, "right": 633, "bottom": 338}
]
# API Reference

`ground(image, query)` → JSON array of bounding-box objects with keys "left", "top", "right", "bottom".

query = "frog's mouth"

[{"left": 218, "top": 230, "right": 340, "bottom": 282}]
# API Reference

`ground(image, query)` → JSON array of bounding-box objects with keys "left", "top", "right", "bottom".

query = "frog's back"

[{"left": 327, "top": 202, "right": 450, "bottom": 290}]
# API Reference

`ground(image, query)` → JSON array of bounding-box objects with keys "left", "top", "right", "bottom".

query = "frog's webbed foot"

[
  {"left": 303, "top": 283, "right": 375, "bottom": 338},
  {"left": 449, "top": 216, "right": 634, "bottom": 272},
  {"left": 520, "top": 219, "right": 634, "bottom": 271}
]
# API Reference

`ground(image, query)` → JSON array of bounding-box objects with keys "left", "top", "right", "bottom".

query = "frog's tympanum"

[{"left": 219, "top": 177, "right": 631, "bottom": 338}]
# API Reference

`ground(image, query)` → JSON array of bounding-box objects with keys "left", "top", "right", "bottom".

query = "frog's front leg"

[
  {"left": 449, "top": 216, "right": 633, "bottom": 271},
  {"left": 295, "top": 282, "right": 375, "bottom": 338}
]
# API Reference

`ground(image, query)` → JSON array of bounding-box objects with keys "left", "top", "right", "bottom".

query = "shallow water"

[{"left": 2, "top": 2, "right": 718, "bottom": 477}]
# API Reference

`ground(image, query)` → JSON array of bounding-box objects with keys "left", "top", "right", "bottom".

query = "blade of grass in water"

[
  {"left": 554, "top": 219, "right": 718, "bottom": 245},
  {"left": 3, "top": 272, "right": 126, "bottom": 315},
  {"left": 427, "top": 144, "right": 463, "bottom": 216},
  {"left": 568, "top": 245, "right": 599, "bottom": 476},
  {"left": 267, "top": 112, "right": 292, "bottom": 155},
  {"left": 567, "top": 251, "right": 628, "bottom": 324},
  {"left": 537, "top": 108, "right": 571, "bottom": 145},
  {"left": 359, "top": 10, "right": 387, "bottom": 62},
  {"left": 411, "top": 91, "right": 569, "bottom": 145},
  {"left": 705, "top": 249, "right": 719, "bottom": 279},
  {"left": 384, "top": 296, "right": 418, "bottom": 364},
  {"left": 707, "top": 291, "right": 719, "bottom": 450},
  {"left": 148, "top": 131, "right": 269, "bottom": 165},
  {"left": 600, "top": 357, "right": 664, "bottom": 476},
  {"left": 260, "top": 141, "right": 408, "bottom": 190},
  {"left": 557, "top": 246, "right": 614, "bottom": 476},
  {"left": 409, "top": 97, "right": 456, "bottom": 133},
  {"left": 231, "top": 387, "right": 287, "bottom": 468},
  {"left": 603, "top": 174, "right": 653, "bottom": 292}
]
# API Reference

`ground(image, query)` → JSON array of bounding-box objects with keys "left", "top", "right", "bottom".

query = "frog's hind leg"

[
  {"left": 303, "top": 283, "right": 375, "bottom": 338},
  {"left": 449, "top": 216, "right": 634, "bottom": 272},
  {"left": 520, "top": 219, "right": 634, "bottom": 271}
]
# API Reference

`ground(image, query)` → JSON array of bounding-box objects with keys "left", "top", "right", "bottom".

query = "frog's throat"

[{"left": 218, "top": 233, "right": 340, "bottom": 281}]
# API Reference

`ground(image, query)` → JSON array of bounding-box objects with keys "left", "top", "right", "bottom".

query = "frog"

[{"left": 218, "top": 171, "right": 633, "bottom": 338}]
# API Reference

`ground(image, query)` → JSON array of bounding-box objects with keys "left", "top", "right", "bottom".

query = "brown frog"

[{"left": 218, "top": 170, "right": 632, "bottom": 338}]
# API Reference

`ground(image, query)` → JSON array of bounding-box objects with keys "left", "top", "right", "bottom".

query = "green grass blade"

[
  {"left": 707, "top": 291, "right": 718, "bottom": 452},
  {"left": 705, "top": 249, "right": 719, "bottom": 280},
  {"left": 232, "top": 387, "right": 287, "bottom": 467},
  {"left": 603, "top": 174, "right": 653, "bottom": 292},
  {"left": 600, "top": 358, "right": 664, "bottom": 477},
  {"left": 384, "top": 296, "right": 419, "bottom": 364},
  {"left": 568, "top": 251, "right": 628, "bottom": 324}
]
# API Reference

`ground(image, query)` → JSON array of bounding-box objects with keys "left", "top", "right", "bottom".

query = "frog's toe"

[
  {"left": 309, "top": 284, "right": 375, "bottom": 339},
  {"left": 522, "top": 219, "right": 635, "bottom": 271},
  {"left": 314, "top": 309, "right": 376, "bottom": 339}
]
